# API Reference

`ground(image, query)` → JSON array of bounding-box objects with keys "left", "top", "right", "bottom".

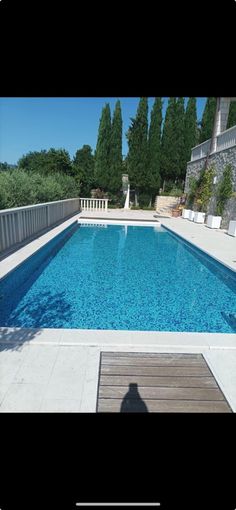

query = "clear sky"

[{"left": 0, "top": 97, "right": 207, "bottom": 165}]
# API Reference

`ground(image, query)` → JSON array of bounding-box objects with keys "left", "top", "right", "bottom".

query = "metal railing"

[
  {"left": 80, "top": 198, "right": 108, "bottom": 212},
  {"left": 0, "top": 198, "right": 80, "bottom": 254}
]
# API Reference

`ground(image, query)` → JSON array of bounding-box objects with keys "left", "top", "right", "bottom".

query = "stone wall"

[{"left": 184, "top": 145, "right": 236, "bottom": 228}]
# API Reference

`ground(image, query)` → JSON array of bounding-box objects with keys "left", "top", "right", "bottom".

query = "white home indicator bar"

[{"left": 76, "top": 504, "right": 161, "bottom": 507}]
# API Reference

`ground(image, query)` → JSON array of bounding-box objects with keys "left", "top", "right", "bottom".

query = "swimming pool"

[{"left": 1, "top": 222, "right": 236, "bottom": 333}]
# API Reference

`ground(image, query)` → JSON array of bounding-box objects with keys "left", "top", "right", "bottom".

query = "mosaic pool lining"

[{"left": 1, "top": 223, "right": 236, "bottom": 332}]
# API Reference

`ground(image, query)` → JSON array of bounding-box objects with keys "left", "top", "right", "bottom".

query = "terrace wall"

[{"left": 184, "top": 145, "right": 236, "bottom": 228}]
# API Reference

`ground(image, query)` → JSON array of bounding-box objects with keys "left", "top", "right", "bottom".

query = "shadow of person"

[{"left": 120, "top": 383, "right": 148, "bottom": 413}]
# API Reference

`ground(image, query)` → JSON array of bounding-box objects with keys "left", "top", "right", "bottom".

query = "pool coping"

[{"left": 160, "top": 218, "right": 236, "bottom": 273}]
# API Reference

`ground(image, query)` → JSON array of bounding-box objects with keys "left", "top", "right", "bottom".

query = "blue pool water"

[{"left": 1, "top": 222, "right": 236, "bottom": 332}]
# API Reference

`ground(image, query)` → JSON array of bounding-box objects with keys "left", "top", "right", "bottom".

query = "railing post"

[
  {"left": 47, "top": 204, "right": 50, "bottom": 227},
  {"left": 18, "top": 211, "right": 23, "bottom": 243}
]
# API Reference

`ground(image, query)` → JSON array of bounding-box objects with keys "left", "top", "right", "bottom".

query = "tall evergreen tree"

[
  {"left": 72, "top": 145, "right": 94, "bottom": 196},
  {"left": 227, "top": 101, "right": 236, "bottom": 129},
  {"left": 184, "top": 97, "right": 198, "bottom": 163},
  {"left": 161, "top": 97, "right": 177, "bottom": 183},
  {"left": 94, "top": 103, "right": 111, "bottom": 190},
  {"left": 175, "top": 97, "right": 186, "bottom": 180},
  {"left": 199, "top": 97, "right": 217, "bottom": 143},
  {"left": 126, "top": 98, "right": 148, "bottom": 204},
  {"left": 147, "top": 97, "right": 162, "bottom": 201},
  {"left": 109, "top": 100, "right": 123, "bottom": 192}
]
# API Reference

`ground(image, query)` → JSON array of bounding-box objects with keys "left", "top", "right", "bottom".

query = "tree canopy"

[
  {"left": 147, "top": 97, "right": 162, "bottom": 198},
  {"left": 73, "top": 145, "right": 95, "bottom": 196},
  {"left": 161, "top": 97, "right": 177, "bottom": 181},
  {"left": 199, "top": 97, "right": 217, "bottom": 143},
  {"left": 184, "top": 97, "right": 198, "bottom": 163},
  {"left": 94, "top": 103, "right": 111, "bottom": 190},
  {"left": 18, "top": 148, "right": 73, "bottom": 175},
  {"left": 109, "top": 100, "right": 123, "bottom": 193},
  {"left": 126, "top": 97, "right": 148, "bottom": 200}
]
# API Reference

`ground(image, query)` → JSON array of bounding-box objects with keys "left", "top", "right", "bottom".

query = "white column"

[
  {"left": 124, "top": 184, "right": 130, "bottom": 209},
  {"left": 211, "top": 98, "right": 231, "bottom": 153}
]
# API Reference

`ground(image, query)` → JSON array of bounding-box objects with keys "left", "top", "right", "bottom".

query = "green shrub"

[
  {"left": 131, "top": 205, "right": 154, "bottom": 210},
  {"left": 34, "top": 174, "right": 63, "bottom": 203},
  {"left": 159, "top": 188, "right": 183, "bottom": 197},
  {"left": 107, "top": 191, "right": 125, "bottom": 208},
  {"left": 216, "top": 164, "right": 233, "bottom": 216},
  {"left": 0, "top": 169, "right": 80, "bottom": 210},
  {"left": 186, "top": 176, "right": 198, "bottom": 208},
  {"left": 194, "top": 165, "right": 215, "bottom": 212},
  {"left": 0, "top": 170, "right": 37, "bottom": 208},
  {"left": 0, "top": 171, "right": 13, "bottom": 209},
  {"left": 138, "top": 193, "right": 152, "bottom": 208}
]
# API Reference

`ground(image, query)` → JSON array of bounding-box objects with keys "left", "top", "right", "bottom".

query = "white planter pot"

[
  {"left": 182, "top": 209, "right": 190, "bottom": 219},
  {"left": 228, "top": 220, "right": 236, "bottom": 237},
  {"left": 188, "top": 210, "right": 195, "bottom": 221},
  {"left": 194, "top": 212, "right": 205, "bottom": 223},
  {"left": 206, "top": 215, "right": 222, "bottom": 229}
]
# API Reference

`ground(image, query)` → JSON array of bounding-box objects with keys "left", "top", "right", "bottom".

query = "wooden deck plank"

[
  {"left": 99, "top": 375, "right": 218, "bottom": 388},
  {"left": 97, "top": 352, "right": 232, "bottom": 413},
  {"left": 101, "top": 365, "right": 211, "bottom": 377},
  {"left": 98, "top": 399, "right": 231, "bottom": 413},
  {"left": 101, "top": 356, "right": 206, "bottom": 367},
  {"left": 98, "top": 385, "right": 224, "bottom": 401},
  {"left": 101, "top": 352, "right": 203, "bottom": 359}
]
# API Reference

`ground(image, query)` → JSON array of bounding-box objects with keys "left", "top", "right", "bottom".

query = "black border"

[{"left": 1, "top": 0, "right": 236, "bottom": 501}]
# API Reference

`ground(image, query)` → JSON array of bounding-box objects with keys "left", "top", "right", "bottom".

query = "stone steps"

[{"left": 155, "top": 195, "right": 180, "bottom": 216}]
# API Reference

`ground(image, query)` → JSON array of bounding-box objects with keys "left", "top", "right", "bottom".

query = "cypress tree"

[
  {"left": 227, "top": 101, "right": 236, "bottom": 129},
  {"left": 199, "top": 97, "right": 217, "bottom": 143},
  {"left": 161, "top": 97, "right": 177, "bottom": 183},
  {"left": 184, "top": 97, "right": 198, "bottom": 163},
  {"left": 72, "top": 145, "right": 95, "bottom": 196},
  {"left": 94, "top": 103, "right": 111, "bottom": 190},
  {"left": 126, "top": 97, "right": 148, "bottom": 204},
  {"left": 109, "top": 100, "right": 123, "bottom": 193},
  {"left": 175, "top": 97, "right": 186, "bottom": 180},
  {"left": 147, "top": 97, "right": 162, "bottom": 201}
]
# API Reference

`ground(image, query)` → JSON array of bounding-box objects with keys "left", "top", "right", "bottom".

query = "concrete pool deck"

[
  {"left": 1, "top": 328, "right": 236, "bottom": 412},
  {"left": 1, "top": 209, "right": 236, "bottom": 412}
]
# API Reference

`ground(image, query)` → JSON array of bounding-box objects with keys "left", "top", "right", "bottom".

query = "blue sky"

[{"left": 0, "top": 97, "right": 207, "bottom": 164}]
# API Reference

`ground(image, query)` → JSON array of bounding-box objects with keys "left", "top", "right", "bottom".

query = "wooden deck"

[{"left": 97, "top": 352, "right": 232, "bottom": 413}]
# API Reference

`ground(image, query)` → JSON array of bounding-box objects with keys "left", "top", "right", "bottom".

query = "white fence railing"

[
  {"left": 191, "top": 125, "right": 236, "bottom": 161},
  {"left": 0, "top": 198, "right": 80, "bottom": 254},
  {"left": 80, "top": 198, "right": 108, "bottom": 212},
  {"left": 216, "top": 124, "right": 236, "bottom": 152},
  {"left": 191, "top": 139, "right": 211, "bottom": 161}
]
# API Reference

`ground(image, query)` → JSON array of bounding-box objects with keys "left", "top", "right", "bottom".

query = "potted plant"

[
  {"left": 194, "top": 211, "right": 206, "bottom": 223},
  {"left": 182, "top": 208, "right": 191, "bottom": 219},
  {"left": 172, "top": 207, "right": 182, "bottom": 217},
  {"left": 193, "top": 166, "right": 215, "bottom": 224},
  {"left": 228, "top": 220, "right": 236, "bottom": 236},
  {"left": 188, "top": 210, "right": 195, "bottom": 221},
  {"left": 206, "top": 214, "right": 222, "bottom": 229},
  {"left": 206, "top": 164, "right": 233, "bottom": 229}
]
